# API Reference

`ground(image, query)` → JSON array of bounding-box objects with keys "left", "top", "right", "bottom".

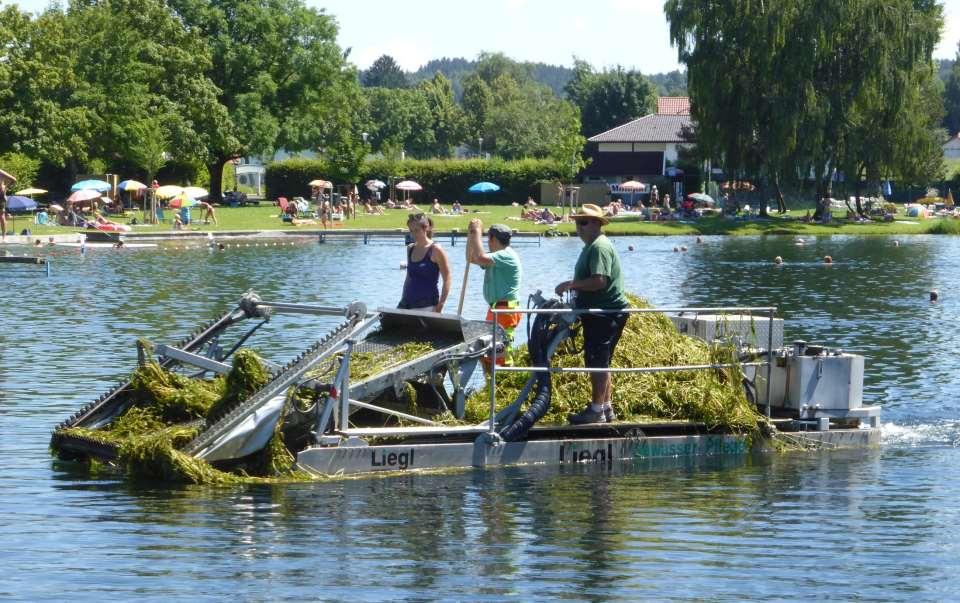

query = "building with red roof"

[{"left": 580, "top": 97, "right": 695, "bottom": 182}]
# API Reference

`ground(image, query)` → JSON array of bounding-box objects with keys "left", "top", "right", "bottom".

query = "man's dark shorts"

[{"left": 581, "top": 311, "right": 629, "bottom": 368}]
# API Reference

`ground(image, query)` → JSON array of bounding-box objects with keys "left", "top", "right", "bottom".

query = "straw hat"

[{"left": 569, "top": 203, "right": 610, "bottom": 225}]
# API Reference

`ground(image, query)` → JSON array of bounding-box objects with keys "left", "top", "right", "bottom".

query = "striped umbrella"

[
  {"left": 168, "top": 193, "right": 199, "bottom": 209},
  {"left": 117, "top": 180, "right": 146, "bottom": 191}
]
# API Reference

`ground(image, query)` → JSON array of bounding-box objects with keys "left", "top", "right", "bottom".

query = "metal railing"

[
  {"left": 488, "top": 304, "right": 778, "bottom": 434},
  {"left": 316, "top": 230, "right": 542, "bottom": 247}
]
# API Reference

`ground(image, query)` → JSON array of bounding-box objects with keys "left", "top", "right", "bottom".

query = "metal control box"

[
  {"left": 786, "top": 353, "right": 864, "bottom": 410},
  {"left": 670, "top": 314, "right": 784, "bottom": 349}
]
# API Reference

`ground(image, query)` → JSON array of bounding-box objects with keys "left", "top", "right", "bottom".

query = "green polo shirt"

[
  {"left": 573, "top": 234, "right": 628, "bottom": 309},
  {"left": 482, "top": 247, "right": 521, "bottom": 306}
]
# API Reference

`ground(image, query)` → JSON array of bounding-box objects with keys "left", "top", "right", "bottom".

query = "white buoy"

[{"left": 774, "top": 256, "right": 783, "bottom": 265}]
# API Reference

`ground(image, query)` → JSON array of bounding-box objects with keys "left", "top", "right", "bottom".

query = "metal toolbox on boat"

[
  {"left": 785, "top": 352, "right": 864, "bottom": 411},
  {"left": 670, "top": 313, "right": 784, "bottom": 349}
]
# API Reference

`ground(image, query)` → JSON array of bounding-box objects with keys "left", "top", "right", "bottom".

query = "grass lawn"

[{"left": 11, "top": 202, "right": 960, "bottom": 238}]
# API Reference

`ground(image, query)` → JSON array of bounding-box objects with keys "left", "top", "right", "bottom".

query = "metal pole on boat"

[
  {"left": 765, "top": 307, "right": 774, "bottom": 418},
  {"left": 488, "top": 309, "right": 498, "bottom": 435},
  {"left": 340, "top": 342, "right": 353, "bottom": 432}
]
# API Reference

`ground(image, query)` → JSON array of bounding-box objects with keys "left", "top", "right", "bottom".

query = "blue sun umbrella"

[
  {"left": 468, "top": 181, "right": 500, "bottom": 193},
  {"left": 5, "top": 195, "right": 37, "bottom": 233},
  {"left": 71, "top": 179, "right": 111, "bottom": 192},
  {"left": 5, "top": 195, "right": 37, "bottom": 212}
]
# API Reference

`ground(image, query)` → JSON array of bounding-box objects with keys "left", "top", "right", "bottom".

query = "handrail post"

[
  {"left": 488, "top": 309, "right": 498, "bottom": 435},
  {"left": 765, "top": 307, "right": 774, "bottom": 418},
  {"left": 339, "top": 341, "right": 353, "bottom": 432}
]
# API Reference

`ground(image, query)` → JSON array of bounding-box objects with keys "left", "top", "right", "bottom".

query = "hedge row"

[{"left": 264, "top": 157, "right": 570, "bottom": 204}]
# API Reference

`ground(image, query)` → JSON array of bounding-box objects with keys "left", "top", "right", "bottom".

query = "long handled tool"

[{"left": 457, "top": 232, "right": 471, "bottom": 315}]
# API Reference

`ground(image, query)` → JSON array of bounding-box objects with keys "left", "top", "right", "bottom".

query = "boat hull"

[{"left": 296, "top": 427, "right": 881, "bottom": 476}]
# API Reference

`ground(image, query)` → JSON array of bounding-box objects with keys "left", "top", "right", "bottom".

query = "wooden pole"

[{"left": 457, "top": 241, "right": 470, "bottom": 315}]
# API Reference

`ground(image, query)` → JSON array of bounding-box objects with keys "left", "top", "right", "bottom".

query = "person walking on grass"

[{"left": 554, "top": 204, "right": 630, "bottom": 424}]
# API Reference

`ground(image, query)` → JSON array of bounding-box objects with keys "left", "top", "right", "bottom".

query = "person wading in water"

[{"left": 398, "top": 213, "right": 451, "bottom": 312}]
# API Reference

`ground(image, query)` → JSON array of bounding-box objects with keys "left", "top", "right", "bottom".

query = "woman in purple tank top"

[{"left": 399, "top": 213, "right": 451, "bottom": 312}]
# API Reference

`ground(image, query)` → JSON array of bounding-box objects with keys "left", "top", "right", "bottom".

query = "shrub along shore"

[{"left": 8, "top": 204, "right": 960, "bottom": 239}]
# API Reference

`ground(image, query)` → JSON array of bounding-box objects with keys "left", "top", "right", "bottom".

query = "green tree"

[
  {"left": 564, "top": 60, "right": 657, "bottom": 136},
  {"left": 0, "top": 152, "right": 41, "bottom": 187},
  {"left": 417, "top": 72, "right": 466, "bottom": 157},
  {"left": 362, "top": 54, "right": 409, "bottom": 89},
  {"left": 665, "top": 0, "right": 943, "bottom": 217},
  {"left": 125, "top": 116, "right": 170, "bottom": 185},
  {"left": 364, "top": 87, "right": 435, "bottom": 159},
  {"left": 474, "top": 52, "right": 533, "bottom": 86},
  {"left": 945, "top": 47, "right": 960, "bottom": 136},
  {"left": 461, "top": 73, "right": 492, "bottom": 143},
  {"left": 486, "top": 74, "right": 584, "bottom": 161},
  {"left": 0, "top": 0, "right": 226, "bottom": 181},
  {"left": 0, "top": 6, "right": 98, "bottom": 176},
  {"left": 167, "top": 0, "right": 353, "bottom": 199}
]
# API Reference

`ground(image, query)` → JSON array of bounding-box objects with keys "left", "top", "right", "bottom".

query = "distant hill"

[
  {"left": 403, "top": 57, "right": 687, "bottom": 101},
  {"left": 406, "top": 57, "right": 483, "bottom": 99}
]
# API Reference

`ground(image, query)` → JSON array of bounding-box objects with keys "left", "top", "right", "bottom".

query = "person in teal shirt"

[
  {"left": 555, "top": 203, "right": 629, "bottom": 424},
  {"left": 468, "top": 219, "right": 522, "bottom": 365}
]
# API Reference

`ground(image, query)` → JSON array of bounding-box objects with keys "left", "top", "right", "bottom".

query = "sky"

[{"left": 2, "top": 0, "right": 959, "bottom": 74}]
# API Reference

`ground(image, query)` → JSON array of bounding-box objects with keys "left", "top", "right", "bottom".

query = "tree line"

[
  {"left": 0, "top": 0, "right": 670, "bottom": 200},
  {"left": 665, "top": 0, "right": 947, "bottom": 216}
]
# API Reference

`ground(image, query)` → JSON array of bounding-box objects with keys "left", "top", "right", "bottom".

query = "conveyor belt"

[{"left": 182, "top": 308, "right": 369, "bottom": 459}]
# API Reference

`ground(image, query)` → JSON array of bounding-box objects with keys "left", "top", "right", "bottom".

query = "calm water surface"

[{"left": 2, "top": 233, "right": 960, "bottom": 601}]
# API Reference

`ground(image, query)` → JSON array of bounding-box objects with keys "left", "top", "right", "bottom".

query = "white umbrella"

[
  {"left": 619, "top": 180, "right": 646, "bottom": 191},
  {"left": 183, "top": 186, "right": 209, "bottom": 199},
  {"left": 155, "top": 185, "right": 184, "bottom": 199},
  {"left": 16, "top": 187, "right": 47, "bottom": 196},
  {"left": 396, "top": 180, "right": 422, "bottom": 191}
]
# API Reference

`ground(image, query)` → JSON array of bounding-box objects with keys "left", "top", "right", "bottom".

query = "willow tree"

[{"left": 665, "top": 0, "right": 943, "bottom": 216}]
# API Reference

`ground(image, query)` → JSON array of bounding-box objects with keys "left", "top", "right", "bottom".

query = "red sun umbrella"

[{"left": 67, "top": 189, "right": 101, "bottom": 203}]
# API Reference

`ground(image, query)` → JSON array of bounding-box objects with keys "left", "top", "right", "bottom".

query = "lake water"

[{"left": 3, "top": 233, "right": 960, "bottom": 601}]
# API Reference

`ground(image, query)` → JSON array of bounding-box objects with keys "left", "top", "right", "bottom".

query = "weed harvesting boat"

[{"left": 51, "top": 292, "right": 880, "bottom": 482}]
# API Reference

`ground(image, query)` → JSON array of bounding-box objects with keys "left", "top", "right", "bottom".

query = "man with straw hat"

[{"left": 555, "top": 203, "right": 629, "bottom": 424}]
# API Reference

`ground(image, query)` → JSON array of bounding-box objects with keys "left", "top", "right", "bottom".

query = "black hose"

[{"left": 499, "top": 300, "right": 566, "bottom": 442}]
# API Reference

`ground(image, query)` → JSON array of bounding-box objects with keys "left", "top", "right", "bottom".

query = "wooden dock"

[{"left": 0, "top": 255, "right": 50, "bottom": 275}]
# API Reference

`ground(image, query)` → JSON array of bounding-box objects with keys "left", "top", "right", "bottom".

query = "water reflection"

[{"left": 6, "top": 235, "right": 960, "bottom": 598}]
